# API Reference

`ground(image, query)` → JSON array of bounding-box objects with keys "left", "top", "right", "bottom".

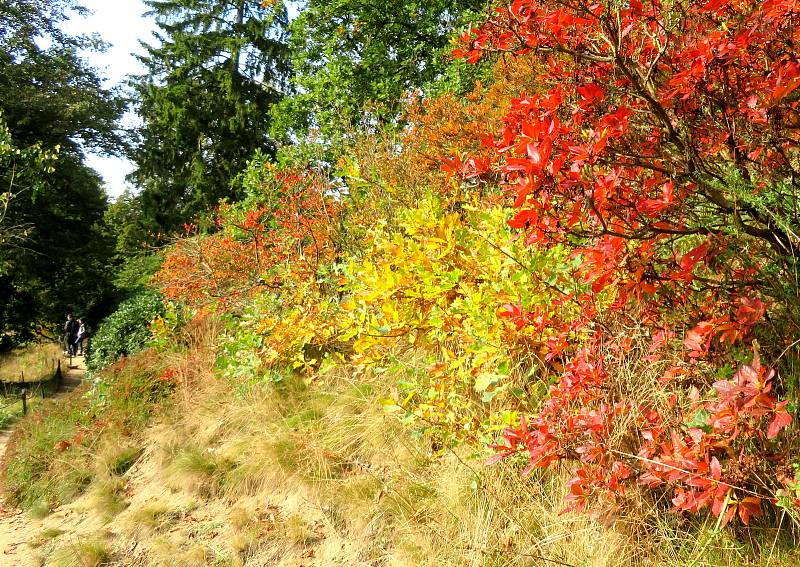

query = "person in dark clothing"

[{"left": 63, "top": 313, "right": 77, "bottom": 356}]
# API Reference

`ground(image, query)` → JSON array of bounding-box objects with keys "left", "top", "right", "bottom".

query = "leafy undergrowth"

[
  {"left": 87, "top": 291, "right": 166, "bottom": 374},
  {"left": 3, "top": 339, "right": 797, "bottom": 567}
]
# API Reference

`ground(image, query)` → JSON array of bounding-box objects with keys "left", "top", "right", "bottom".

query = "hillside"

[
  {"left": 3, "top": 341, "right": 796, "bottom": 566},
  {"left": 2, "top": 0, "right": 800, "bottom": 565},
  {"left": 0, "top": 345, "right": 642, "bottom": 566}
]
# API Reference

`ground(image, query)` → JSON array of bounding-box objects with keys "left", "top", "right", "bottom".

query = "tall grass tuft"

[{"left": 49, "top": 537, "right": 113, "bottom": 567}]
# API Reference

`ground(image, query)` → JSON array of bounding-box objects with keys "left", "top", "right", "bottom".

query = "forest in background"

[{"left": 2, "top": 0, "right": 800, "bottom": 565}]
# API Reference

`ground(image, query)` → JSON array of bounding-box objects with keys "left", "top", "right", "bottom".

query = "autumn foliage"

[
  {"left": 151, "top": 0, "right": 800, "bottom": 534},
  {"left": 454, "top": 0, "right": 800, "bottom": 523},
  {"left": 155, "top": 168, "right": 341, "bottom": 309}
]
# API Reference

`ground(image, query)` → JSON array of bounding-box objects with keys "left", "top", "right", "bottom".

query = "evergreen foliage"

[{"left": 129, "top": 0, "right": 291, "bottom": 235}]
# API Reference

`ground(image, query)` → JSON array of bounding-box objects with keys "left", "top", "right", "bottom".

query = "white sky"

[{"left": 60, "top": 0, "right": 157, "bottom": 199}]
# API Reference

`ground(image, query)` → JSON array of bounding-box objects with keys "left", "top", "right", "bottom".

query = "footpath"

[{"left": 0, "top": 356, "right": 86, "bottom": 565}]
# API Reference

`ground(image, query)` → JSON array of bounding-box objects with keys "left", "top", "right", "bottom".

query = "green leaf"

[
  {"left": 684, "top": 409, "right": 711, "bottom": 432},
  {"left": 475, "top": 373, "right": 505, "bottom": 392},
  {"left": 481, "top": 389, "right": 499, "bottom": 402},
  {"left": 380, "top": 399, "right": 403, "bottom": 414}
]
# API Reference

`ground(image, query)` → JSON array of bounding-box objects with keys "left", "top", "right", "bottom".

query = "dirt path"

[{"left": 0, "top": 357, "right": 86, "bottom": 565}]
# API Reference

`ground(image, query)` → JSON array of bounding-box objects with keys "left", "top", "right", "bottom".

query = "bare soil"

[{"left": 0, "top": 356, "right": 85, "bottom": 565}]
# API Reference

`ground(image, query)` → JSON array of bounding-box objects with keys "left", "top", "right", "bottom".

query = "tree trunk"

[{"left": 230, "top": 0, "right": 245, "bottom": 75}]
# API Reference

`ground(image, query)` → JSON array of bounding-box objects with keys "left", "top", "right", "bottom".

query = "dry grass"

[
  {"left": 95, "top": 441, "right": 143, "bottom": 477},
  {"left": 48, "top": 536, "right": 113, "bottom": 567},
  {"left": 85, "top": 477, "right": 129, "bottom": 521},
  {"left": 124, "top": 499, "right": 189, "bottom": 538},
  {"left": 0, "top": 341, "right": 61, "bottom": 383},
  {"left": 101, "top": 360, "right": 647, "bottom": 566},
  {"left": 145, "top": 356, "right": 800, "bottom": 567},
  {"left": 14, "top": 318, "right": 799, "bottom": 567}
]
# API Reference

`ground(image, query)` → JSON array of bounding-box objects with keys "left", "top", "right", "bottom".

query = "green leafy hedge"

[{"left": 87, "top": 292, "right": 164, "bottom": 373}]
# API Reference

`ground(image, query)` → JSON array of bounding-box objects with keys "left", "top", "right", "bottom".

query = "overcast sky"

[{"left": 61, "top": 0, "right": 157, "bottom": 198}]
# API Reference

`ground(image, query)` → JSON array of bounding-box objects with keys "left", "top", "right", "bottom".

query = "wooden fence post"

[{"left": 21, "top": 389, "right": 27, "bottom": 416}]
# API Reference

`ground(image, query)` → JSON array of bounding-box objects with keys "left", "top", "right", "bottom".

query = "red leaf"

[
  {"left": 720, "top": 502, "right": 737, "bottom": 528},
  {"left": 684, "top": 321, "right": 714, "bottom": 357},
  {"left": 738, "top": 497, "right": 762, "bottom": 525},
  {"left": 576, "top": 83, "right": 605, "bottom": 109},
  {"left": 679, "top": 242, "right": 710, "bottom": 272},
  {"left": 767, "top": 408, "right": 792, "bottom": 439},
  {"left": 486, "top": 452, "right": 511, "bottom": 466},
  {"left": 710, "top": 456, "right": 721, "bottom": 480},
  {"left": 711, "top": 486, "right": 730, "bottom": 518}
]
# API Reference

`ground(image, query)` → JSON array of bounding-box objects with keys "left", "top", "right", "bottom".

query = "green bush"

[{"left": 87, "top": 291, "right": 164, "bottom": 374}]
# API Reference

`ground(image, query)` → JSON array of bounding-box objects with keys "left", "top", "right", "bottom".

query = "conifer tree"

[{"left": 130, "top": 0, "right": 290, "bottom": 235}]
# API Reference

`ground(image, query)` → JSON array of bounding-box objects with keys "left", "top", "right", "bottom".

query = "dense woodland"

[{"left": 2, "top": 0, "right": 800, "bottom": 565}]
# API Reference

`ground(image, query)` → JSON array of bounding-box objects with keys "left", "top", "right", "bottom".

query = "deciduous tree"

[
  {"left": 0, "top": 0, "right": 124, "bottom": 343},
  {"left": 274, "top": 0, "right": 487, "bottom": 145}
]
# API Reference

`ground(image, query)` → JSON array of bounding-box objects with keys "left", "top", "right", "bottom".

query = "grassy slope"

[
  {"left": 0, "top": 342, "right": 62, "bottom": 384},
  {"left": 2, "top": 318, "right": 799, "bottom": 566}
]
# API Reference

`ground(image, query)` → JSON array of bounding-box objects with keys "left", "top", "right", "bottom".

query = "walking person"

[
  {"left": 63, "top": 313, "right": 77, "bottom": 356},
  {"left": 73, "top": 318, "right": 86, "bottom": 356}
]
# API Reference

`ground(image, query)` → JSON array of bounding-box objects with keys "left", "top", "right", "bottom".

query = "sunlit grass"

[
  {"left": 0, "top": 341, "right": 61, "bottom": 383},
  {"left": 49, "top": 537, "right": 113, "bottom": 567},
  {"left": 86, "top": 477, "right": 129, "bottom": 521},
  {"left": 126, "top": 500, "right": 184, "bottom": 534}
]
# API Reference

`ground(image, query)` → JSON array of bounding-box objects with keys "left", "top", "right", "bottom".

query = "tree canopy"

[
  {"left": 0, "top": 0, "right": 124, "bottom": 343},
  {"left": 129, "top": 0, "right": 291, "bottom": 236},
  {"left": 274, "top": 0, "right": 487, "bottom": 144}
]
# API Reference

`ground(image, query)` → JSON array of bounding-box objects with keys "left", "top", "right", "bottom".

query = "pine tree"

[{"left": 130, "top": 0, "right": 291, "bottom": 235}]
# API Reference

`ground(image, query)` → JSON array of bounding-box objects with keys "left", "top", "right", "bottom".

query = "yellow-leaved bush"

[
  {"left": 340, "top": 196, "right": 580, "bottom": 442},
  {"left": 214, "top": 192, "right": 579, "bottom": 443}
]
